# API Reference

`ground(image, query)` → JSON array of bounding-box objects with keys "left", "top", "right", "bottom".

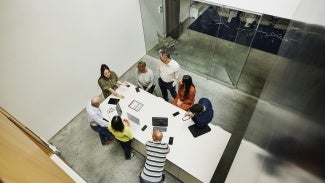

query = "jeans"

[
  {"left": 90, "top": 125, "right": 114, "bottom": 145},
  {"left": 118, "top": 139, "right": 132, "bottom": 159},
  {"left": 158, "top": 77, "right": 176, "bottom": 101}
]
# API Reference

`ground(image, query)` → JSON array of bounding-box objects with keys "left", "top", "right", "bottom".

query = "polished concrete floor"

[
  {"left": 147, "top": 17, "right": 276, "bottom": 97},
  {"left": 50, "top": 53, "right": 261, "bottom": 182},
  {"left": 49, "top": 21, "right": 280, "bottom": 182}
]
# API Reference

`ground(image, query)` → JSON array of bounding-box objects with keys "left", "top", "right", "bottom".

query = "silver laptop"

[
  {"left": 116, "top": 103, "right": 122, "bottom": 116},
  {"left": 107, "top": 102, "right": 122, "bottom": 119},
  {"left": 127, "top": 112, "right": 140, "bottom": 131},
  {"left": 152, "top": 117, "right": 168, "bottom": 132}
]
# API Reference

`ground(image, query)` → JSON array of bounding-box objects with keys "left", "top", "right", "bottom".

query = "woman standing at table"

[
  {"left": 98, "top": 64, "right": 128, "bottom": 99},
  {"left": 172, "top": 75, "right": 196, "bottom": 111},
  {"left": 108, "top": 116, "right": 135, "bottom": 159}
]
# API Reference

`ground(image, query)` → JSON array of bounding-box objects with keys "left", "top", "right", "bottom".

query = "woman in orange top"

[{"left": 172, "top": 75, "right": 196, "bottom": 111}]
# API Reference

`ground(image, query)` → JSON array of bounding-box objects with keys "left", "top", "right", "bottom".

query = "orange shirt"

[{"left": 172, "top": 84, "right": 196, "bottom": 111}]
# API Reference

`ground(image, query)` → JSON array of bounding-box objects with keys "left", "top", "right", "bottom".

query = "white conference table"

[{"left": 100, "top": 84, "right": 231, "bottom": 183}]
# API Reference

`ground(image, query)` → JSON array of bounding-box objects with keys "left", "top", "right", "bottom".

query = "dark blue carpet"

[{"left": 188, "top": 6, "right": 287, "bottom": 55}]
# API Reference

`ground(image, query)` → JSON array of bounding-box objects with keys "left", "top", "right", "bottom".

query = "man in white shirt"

[
  {"left": 86, "top": 96, "right": 114, "bottom": 146},
  {"left": 158, "top": 49, "right": 180, "bottom": 101}
]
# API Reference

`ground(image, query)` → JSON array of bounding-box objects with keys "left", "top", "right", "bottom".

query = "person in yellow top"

[{"left": 108, "top": 116, "right": 134, "bottom": 159}]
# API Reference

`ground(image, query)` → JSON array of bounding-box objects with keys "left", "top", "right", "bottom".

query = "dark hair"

[
  {"left": 137, "top": 61, "right": 146, "bottom": 67},
  {"left": 181, "top": 75, "right": 195, "bottom": 98},
  {"left": 159, "top": 49, "right": 170, "bottom": 58},
  {"left": 190, "top": 104, "right": 204, "bottom": 114},
  {"left": 111, "top": 116, "right": 124, "bottom": 132},
  {"left": 100, "top": 64, "right": 110, "bottom": 78}
]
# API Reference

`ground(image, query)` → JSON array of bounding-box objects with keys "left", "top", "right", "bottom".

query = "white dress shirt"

[
  {"left": 86, "top": 101, "right": 109, "bottom": 127},
  {"left": 159, "top": 59, "right": 180, "bottom": 86}
]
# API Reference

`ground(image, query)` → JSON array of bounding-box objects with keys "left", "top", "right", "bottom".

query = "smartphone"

[
  {"left": 182, "top": 116, "right": 190, "bottom": 121},
  {"left": 168, "top": 137, "right": 174, "bottom": 145},
  {"left": 135, "top": 87, "right": 140, "bottom": 92},
  {"left": 141, "top": 125, "right": 147, "bottom": 131},
  {"left": 172, "top": 111, "right": 180, "bottom": 117}
]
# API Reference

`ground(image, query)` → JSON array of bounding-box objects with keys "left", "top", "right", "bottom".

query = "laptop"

[
  {"left": 107, "top": 102, "right": 122, "bottom": 119},
  {"left": 116, "top": 102, "right": 122, "bottom": 116},
  {"left": 152, "top": 117, "right": 168, "bottom": 132},
  {"left": 127, "top": 112, "right": 140, "bottom": 131}
]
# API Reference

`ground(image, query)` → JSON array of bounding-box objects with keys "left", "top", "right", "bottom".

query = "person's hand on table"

[
  {"left": 122, "top": 81, "right": 129, "bottom": 86},
  {"left": 113, "top": 91, "right": 124, "bottom": 99},
  {"left": 176, "top": 99, "right": 183, "bottom": 107},
  {"left": 117, "top": 81, "right": 129, "bottom": 87},
  {"left": 123, "top": 119, "right": 130, "bottom": 126},
  {"left": 185, "top": 112, "right": 194, "bottom": 118},
  {"left": 116, "top": 93, "right": 124, "bottom": 99}
]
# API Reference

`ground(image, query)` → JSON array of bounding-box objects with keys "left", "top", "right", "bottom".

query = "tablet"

[
  {"left": 108, "top": 98, "right": 120, "bottom": 105},
  {"left": 188, "top": 124, "right": 211, "bottom": 138}
]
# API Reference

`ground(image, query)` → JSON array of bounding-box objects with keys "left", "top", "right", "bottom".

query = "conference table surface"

[{"left": 100, "top": 84, "right": 231, "bottom": 183}]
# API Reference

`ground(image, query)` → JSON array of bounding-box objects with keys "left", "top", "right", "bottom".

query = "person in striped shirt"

[{"left": 140, "top": 130, "right": 170, "bottom": 183}]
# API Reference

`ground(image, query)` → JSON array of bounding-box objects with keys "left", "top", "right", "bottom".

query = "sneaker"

[
  {"left": 104, "top": 139, "right": 114, "bottom": 145},
  {"left": 128, "top": 152, "right": 135, "bottom": 160},
  {"left": 161, "top": 174, "right": 165, "bottom": 182}
]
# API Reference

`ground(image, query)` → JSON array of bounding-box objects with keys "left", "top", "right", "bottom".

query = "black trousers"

[
  {"left": 140, "top": 85, "right": 156, "bottom": 94},
  {"left": 118, "top": 139, "right": 132, "bottom": 159},
  {"left": 158, "top": 77, "right": 176, "bottom": 101}
]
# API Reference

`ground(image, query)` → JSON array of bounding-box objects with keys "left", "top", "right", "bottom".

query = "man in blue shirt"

[{"left": 185, "top": 98, "right": 213, "bottom": 128}]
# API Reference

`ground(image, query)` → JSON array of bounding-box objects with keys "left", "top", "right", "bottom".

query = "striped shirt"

[{"left": 140, "top": 141, "right": 169, "bottom": 182}]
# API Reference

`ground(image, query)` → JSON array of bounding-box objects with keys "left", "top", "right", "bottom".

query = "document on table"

[{"left": 128, "top": 100, "right": 143, "bottom": 112}]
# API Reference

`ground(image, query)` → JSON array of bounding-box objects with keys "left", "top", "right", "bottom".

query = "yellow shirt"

[{"left": 108, "top": 125, "right": 133, "bottom": 142}]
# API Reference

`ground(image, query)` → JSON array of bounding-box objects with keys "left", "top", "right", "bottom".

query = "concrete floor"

[
  {"left": 147, "top": 17, "right": 277, "bottom": 98},
  {"left": 49, "top": 21, "right": 277, "bottom": 182},
  {"left": 50, "top": 54, "right": 261, "bottom": 182}
]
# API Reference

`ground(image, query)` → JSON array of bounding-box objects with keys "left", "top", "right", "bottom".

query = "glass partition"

[
  {"left": 140, "top": 0, "right": 288, "bottom": 88},
  {"left": 225, "top": 12, "right": 261, "bottom": 86},
  {"left": 139, "top": 0, "right": 164, "bottom": 52}
]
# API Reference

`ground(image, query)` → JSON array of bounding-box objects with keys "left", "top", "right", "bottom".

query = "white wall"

[
  {"left": 195, "top": 0, "right": 325, "bottom": 25},
  {"left": 0, "top": 0, "right": 146, "bottom": 140},
  {"left": 139, "top": 0, "right": 164, "bottom": 51},
  {"left": 180, "top": 0, "right": 191, "bottom": 23},
  {"left": 292, "top": 0, "right": 325, "bottom": 26},
  {"left": 139, "top": 0, "right": 191, "bottom": 52}
]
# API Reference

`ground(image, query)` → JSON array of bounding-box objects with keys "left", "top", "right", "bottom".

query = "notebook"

[{"left": 188, "top": 124, "right": 211, "bottom": 138}]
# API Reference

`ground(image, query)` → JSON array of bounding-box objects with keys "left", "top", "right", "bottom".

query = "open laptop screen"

[
  {"left": 116, "top": 103, "right": 122, "bottom": 116},
  {"left": 152, "top": 117, "right": 168, "bottom": 126}
]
